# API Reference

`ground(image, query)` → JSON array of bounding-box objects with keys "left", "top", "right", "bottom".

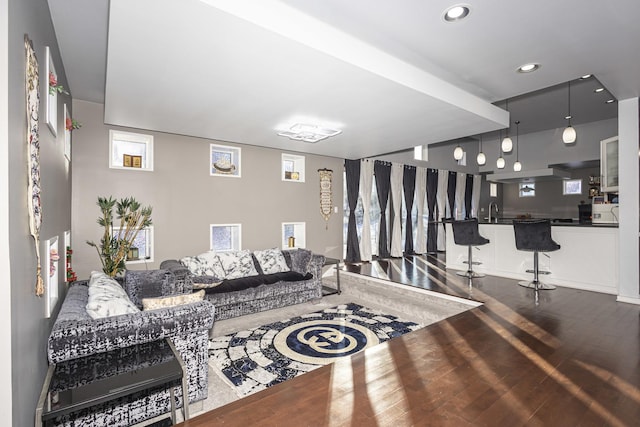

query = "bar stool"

[
  {"left": 513, "top": 219, "right": 561, "bottom": 290},
  {"left": 452, "top": 219, "right": 490, "bottom": 278}
]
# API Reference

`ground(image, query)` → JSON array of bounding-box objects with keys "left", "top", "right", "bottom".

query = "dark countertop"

[{"left": 477, "top": 219, "right": 619, "bottom": 228}]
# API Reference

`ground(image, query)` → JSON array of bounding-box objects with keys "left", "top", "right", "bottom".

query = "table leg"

[{"left": 169, "top": 387, "right": 176, "bottom": 424}]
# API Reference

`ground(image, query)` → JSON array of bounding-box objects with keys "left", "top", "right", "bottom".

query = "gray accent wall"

[
  {"left": 7, "top": 0, "right": 73, "bottom": 425},
  {"left": 71, "top": 100, "right": 344, "bottom": 279}
]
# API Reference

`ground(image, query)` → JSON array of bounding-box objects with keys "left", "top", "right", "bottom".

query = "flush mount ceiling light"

[
  {"left": 513, "top": 120, "right": 522, "bottom": 172},
  {"left": 517, "top": 63, "right": 540, "bottom": 73},
  {"left": 606, "top": 99, "right": 616, "bottom": 104},
  {"left": 580, "top": 74, "right": 592, "bottom": 79},
  {"left": 501, "top": 100, "right": 513, "bottom": 153},
  {"left": 594, "top": 87, "right": 605, "bottom": 93},
  {"left": 562, "top": 81, "right": 577, "bottom": 144},
  {"left": 453, "top": 144, "right": 464, "bottom": 160},
  {"left": 443, "top": 5, "right": 470, "bottom": 22},
  {"left": 277, "top": 123, "right": 341, "bottom": 143},
  {"left": 476, "top": 136, "right": 486, "bottom": 166}
]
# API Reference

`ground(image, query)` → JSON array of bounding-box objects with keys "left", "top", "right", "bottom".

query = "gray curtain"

[
  {"left": 437, "top": 169, "right": 448, "bottom": 251},
  {"left": 374, "top": 161, "right": 391, "bottom": 258},
  {"left": 403, "top": 165, "right": 416, "bottom": 255},
  {"left": 455, "top": 172, "right": 466, "bottom": 219},
  {"left": 359, "top": 159, "right": 374, "bottom": 262},
  {"left": 344, "top": 159, "right": 361, "bottom": 263},
  {"left": 447, "top": 171, "right": 457, "bottom": 219},
  {"left": 471, "top": 175, "right": 482, "bottom": 219},
  {"left": 390, "top": 163, "right": 404, "bottom": 257},
  {"left": 465, "top": 174, "right": 474, "bottom": 219},
  {"left": 427, "top": 168, "right": 438, "bottom": 253}
]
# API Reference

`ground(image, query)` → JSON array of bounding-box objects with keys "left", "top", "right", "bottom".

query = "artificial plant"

[{"left": 86, "top": 196, "right": 153, "bottom": 277}]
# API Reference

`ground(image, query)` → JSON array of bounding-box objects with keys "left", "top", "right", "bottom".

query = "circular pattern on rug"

[{"left": 273, "top": 319, "right": 380, "bottom": 365}]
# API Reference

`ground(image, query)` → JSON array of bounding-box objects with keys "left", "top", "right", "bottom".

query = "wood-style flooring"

[{"left": 177, "top": 254, "right": 640, "bottom": 426}]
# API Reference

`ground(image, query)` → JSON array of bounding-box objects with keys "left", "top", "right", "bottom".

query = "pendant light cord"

[{"left": 567, "top": 81, "right": 572, "bottom": 126}]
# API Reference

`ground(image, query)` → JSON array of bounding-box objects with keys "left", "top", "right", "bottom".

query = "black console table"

[
  {"left": 36, "top": 338, "right": 189, "bottom": 427},
  {"left": 322, "top": 257, "right": 342, "bottom": 296}
]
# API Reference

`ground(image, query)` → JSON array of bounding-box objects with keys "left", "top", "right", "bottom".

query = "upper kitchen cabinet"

[{"left": 600, "top": 136, "right": 619, "bottom": 193}]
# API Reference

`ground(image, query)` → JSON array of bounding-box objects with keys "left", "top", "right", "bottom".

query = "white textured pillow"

[
  {"left": 196, "top": 251, "right": 227, "bottom": 278},
  {"left": 86, "top": 271, "right": 140, "bottom": 319},
  {"left": 180, "top": 251, "right": 226, "bottom": 278},
  {"left": 216, "top": 250, "right": 259, "bottom": 279},
  {"left": 253, "top": 248, "right": 290, "bottom": 274}
]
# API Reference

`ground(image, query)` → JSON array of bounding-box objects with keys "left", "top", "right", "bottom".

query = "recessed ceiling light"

[
  {"left": 605, "top": 99, "right": 615, "bottom": 104},
  {"left": 443, "top": 5, "right": 470, "bottom": 22},
  {"left": 594, "top": 87, "right": 605, "bottom": 93},
  {"left": 580, "top": 74, "right": 592, "bottom": 79},
  {"left": 517, "top": 63, "right": 540, "bottom": 73}
]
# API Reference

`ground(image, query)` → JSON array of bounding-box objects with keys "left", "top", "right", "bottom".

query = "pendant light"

[
  {"left": 476, "top": 135, "right": 486, "bottom": 165},
  {"left": 453, "top": 144, "right": 464, "bottom": 160},
  {"left": 513, "top": 120, "right": 522, "bottom": 171},
  {"left": 563, "top": 80, "right": 577, "bottom": 144},
  {"left": 501, "top": 99, "right": 513, "bottom": 152},
  {"left": 496, "top": 130, "right": 505, "bottom": 169}
]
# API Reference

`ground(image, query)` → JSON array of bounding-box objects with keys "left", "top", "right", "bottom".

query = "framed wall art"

[
  {"left": 44, "top": 236, "right": 59, "bottom": 318},
  {"left": 63, "top": 104, "right": 71, "bottom": 161},
  {"left": 210, "top": 144, "right": 241, "bottom": 177},
  {"left": 45, "top": 46, "right": 57, "bottom": 136}
]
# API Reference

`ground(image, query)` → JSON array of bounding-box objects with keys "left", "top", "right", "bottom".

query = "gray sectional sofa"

[
  {"left": 161, "top": 248, "right": 325, "bottom": 320},
  {"left": 46, "top": 269, "right": 215, "bottom": 426}
]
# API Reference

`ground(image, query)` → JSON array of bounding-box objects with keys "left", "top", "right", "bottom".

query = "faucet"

[{"left": 488, "top": 202, "right": 499, "bottom": 223}]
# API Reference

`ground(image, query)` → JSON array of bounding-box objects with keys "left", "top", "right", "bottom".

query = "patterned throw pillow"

[
  {"left": 141, "top": 290, "right": 205, "bottom": 311},
  {"left": 216, "top": 250, "right": 259, "bottom": 279},
  {"left": 179, "top": 251, "right": 226, "bottom": 278},
  {"left": 253, "top": 248, "right": 290, "bottom": 274},
  {"left": 86, "top": 271, "right": 140, "bottom": 319}
]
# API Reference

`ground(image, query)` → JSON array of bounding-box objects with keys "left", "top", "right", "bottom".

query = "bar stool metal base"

[
  {"left": 456, "top": 270, "right": 486, "bottom": 278},
  {"left": 518, "top": 280, "right": 556, "bottom": 290},
  {"left": 519, "top": 251, "right": 556, "bottom": 291}
]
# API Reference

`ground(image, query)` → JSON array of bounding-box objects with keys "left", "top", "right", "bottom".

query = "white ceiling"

[{"left": 48, "top": 0, "right": 640, "bottom": 159}]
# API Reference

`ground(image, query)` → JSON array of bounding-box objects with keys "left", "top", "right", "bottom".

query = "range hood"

[{"left": 486, "top": 167, "right": 572, "bottom": 183}]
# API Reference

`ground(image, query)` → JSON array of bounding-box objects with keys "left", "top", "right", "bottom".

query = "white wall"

[
  {"left": 0, "top": 0, "right": 12, "bottom": 422},
  {"left": 617, "top": 98, "right": 640, "bottom": 302}
]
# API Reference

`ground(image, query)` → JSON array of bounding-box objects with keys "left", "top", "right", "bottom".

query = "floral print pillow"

[
  {"left": 253, "top": 248, "right": 290, "bottom": 274},
  {"left": 216, "top": 250, "right": 259, "bottom": 279}
]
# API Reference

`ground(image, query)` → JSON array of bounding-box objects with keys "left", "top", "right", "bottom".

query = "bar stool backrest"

[
  {"left": 452, "top": 219, "right": 490, "bottom": 246},
  {"left": 513, "top": 219, "right": 561, "bottom": 252}
]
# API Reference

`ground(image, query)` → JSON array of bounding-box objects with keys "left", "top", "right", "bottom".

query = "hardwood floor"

[{"left": 177, "top": 254, "right": 640, "bottom": 426}]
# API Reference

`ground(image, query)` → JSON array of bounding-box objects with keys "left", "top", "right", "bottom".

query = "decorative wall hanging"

[
  {"left": 318, "top": 168, "right": 333, "bottom": 229},
  {"left": 25, "top": 35, "right": 44, "bottom": 296}
]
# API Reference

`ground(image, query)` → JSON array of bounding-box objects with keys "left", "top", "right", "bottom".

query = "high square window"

[{"left": 210, "top": 224, "right": 242, "bottom": 252}]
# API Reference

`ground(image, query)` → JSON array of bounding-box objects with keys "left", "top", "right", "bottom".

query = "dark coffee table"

[{"left": 36, "top": 338, "right": 189, "bottom": 426}]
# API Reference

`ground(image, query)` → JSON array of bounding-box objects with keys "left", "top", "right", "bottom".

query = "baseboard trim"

[{"left": 616, "top": 295, "right": 640, "bottom": 305}]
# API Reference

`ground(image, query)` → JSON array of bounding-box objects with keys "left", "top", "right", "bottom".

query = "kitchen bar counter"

[
  {"left": 478, "top": 219, "right": 618, "bottom": 227},
  {"left": 446, "top": 223, "right": 619, "bottom": 294}
]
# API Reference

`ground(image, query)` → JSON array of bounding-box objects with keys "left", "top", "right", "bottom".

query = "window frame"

[
  {"left": 117, "top": 225, "right": 154, "bottom": 264},
  {"left": 210, "top": 223, "right": 242, "bottom": 252},
  {"left": 563, "top": 179, "right": 582, "bottom": 195},
  {"left": 282, "top": 222, "right": 306, "bottom": 249},
  {"left": 109, "top": 130, "right": 154, "bottom": 171}
]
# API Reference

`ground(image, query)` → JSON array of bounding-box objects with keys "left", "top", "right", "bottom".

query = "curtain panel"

[
  {"left": 389, "top": 163, "right": 404, "bottom": 257},
  {"left": 471, "top": 174, "right": 482, "bottom": 219},
  {"left": 426, "top": 168, "right": 438, "bottom": 253},
  {"left": 344, "top": 159, "right": 361, "bottom": 263},
  {"left": 455, "top": 172, "right": 466, "bottom": 220},
  {"left": 464, "top": 174, "right": 474, "bottom": 219},
  {"left": 437, "top": 169, "right": 449, "bottom": 251},
  {"left": 359, "top": 159, "right": 374, "bottom": 262},
  {"left": 374, "top": 161, "right": 391, "bottom": 258},
  {"left": 403, "top": 165, "right": 416, "bottom": 255},
  {"left": 414, "top": 167, "right": 427, "bottom": 254}
]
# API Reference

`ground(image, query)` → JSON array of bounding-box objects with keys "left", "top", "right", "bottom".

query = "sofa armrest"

[
  {"left": 308, "top": 253, "right": 326, "bottom": 282},
  {"left": 48, "top": 283, "right": 215, "bottom": 364},
  {"left": 123, "top": 269, "right": 183, "bottom": 308},
  {"left": 159, "top": 260, "right": 193, "bottom": 294}
]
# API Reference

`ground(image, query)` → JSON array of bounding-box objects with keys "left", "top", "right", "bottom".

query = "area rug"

[{"left": 208, "top": 303, "right": 422, "bottom": 397}]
